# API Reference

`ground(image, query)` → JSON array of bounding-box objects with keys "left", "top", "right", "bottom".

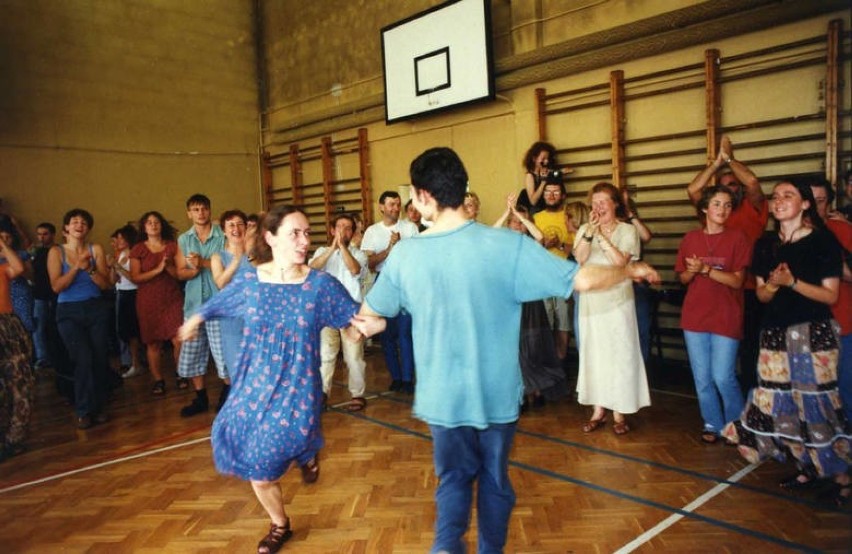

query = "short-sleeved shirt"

[
  {"left": 534, "top": 209, "right": 570, "bottom": 258},
  {"left": 365, "top": 221, "right": 579, "bottom": 429},
  {"left": 361, "top": 219, "right": 419, "bottom": 273},
  {"left": 308, "top": 245, "right": 368, "bottom": 302},
  {"left": 178, "top": 225, "right": 225, "bottom": 318},
  {"left": 752, "top": 228, "right": 841, "bottom": 329},
  {"left": 675, "top": 228, "right": 752, "bottom": 339}
]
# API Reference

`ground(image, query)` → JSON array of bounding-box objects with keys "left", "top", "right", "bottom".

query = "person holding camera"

[{"left": 519, "top": 141, "right": 559, "bottom": 216}]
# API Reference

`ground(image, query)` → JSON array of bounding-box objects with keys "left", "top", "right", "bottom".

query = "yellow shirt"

[{"left": 534, "top": 210, "right": 570, "bottom": 258}]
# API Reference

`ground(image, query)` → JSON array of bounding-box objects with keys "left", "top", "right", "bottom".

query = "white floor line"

[
  {"left": 613, "top": 462, "right": 760, "bottom": 554},
  {"left": 0, "top": 436, "right": 211, "bottom": 495},
  {"left": 650, "top": 387, "right": 698, "bottom": 400}
]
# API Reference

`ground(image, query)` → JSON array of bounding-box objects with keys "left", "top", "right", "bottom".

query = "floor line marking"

[
  {"left": 0, "top": 436, "right": 210, "bottom": 494},
  {"left": 613, "top": 462, "right": 760, "bottom": 554}
]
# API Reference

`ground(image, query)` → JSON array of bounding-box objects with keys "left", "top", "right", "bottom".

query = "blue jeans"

[
  {"left": 381, "top": 311, "right": 414, "bottom": 383},
  {"left": 429, "top": 423, "right": 517, "bottom": 554},
  {"left": 633, "top": 282, "right": 654, "bottom": 365},
  {"left": 684, "top": 331, "right": 744, "bottom": 433},
  {"left": 839, "top": 333, "right": 852, "bottom": 425},
  {"left": 32, "top": 298, "right": 50, "bottom": 364},
  {"left": 56, "top": 299, "right": 111, "bottom": 417}
]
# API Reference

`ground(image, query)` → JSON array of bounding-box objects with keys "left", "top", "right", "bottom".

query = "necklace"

[{"left": 779, "top": 225, "right": 805, "bottom": 244}]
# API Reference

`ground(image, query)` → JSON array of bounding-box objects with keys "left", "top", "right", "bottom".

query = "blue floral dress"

[{"left": 197, "top": 267, "right": 358, "bottom": 481}]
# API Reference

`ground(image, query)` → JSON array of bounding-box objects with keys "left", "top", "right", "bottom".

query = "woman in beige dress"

[{"left": 573, "top": 182, "right": 650, "bottom": 435}]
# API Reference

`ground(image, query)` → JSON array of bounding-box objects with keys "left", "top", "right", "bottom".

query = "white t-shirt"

[
  {"left": 308, "top": 245, "right": 368, "bottom": 302},
  {"left": 361, "top": 219, "right": 419, "bottom": 273},
  {"left": 115, "top": 250, "right": 138, "bottom": 291}
]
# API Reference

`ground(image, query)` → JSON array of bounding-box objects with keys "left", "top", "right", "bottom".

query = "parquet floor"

[{"left": 1, "top": 348, "right": 850, "bottom": 553}]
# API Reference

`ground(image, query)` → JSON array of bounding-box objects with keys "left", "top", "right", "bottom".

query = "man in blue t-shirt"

[{"left": 361, "top": 147, "right": 659, "bottom": 553}]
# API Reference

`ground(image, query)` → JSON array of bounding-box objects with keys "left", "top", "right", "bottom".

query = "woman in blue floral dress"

[{"left": 179, "top": 205, "right": 384, "bottom": 553}]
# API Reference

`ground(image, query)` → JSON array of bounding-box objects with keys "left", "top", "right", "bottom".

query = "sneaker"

[
  {"left": 180, "top": 394, "right": 209, "bottom": 418},
  {"left": 122, "top": 366, "right": 142, "bottom": 378}
]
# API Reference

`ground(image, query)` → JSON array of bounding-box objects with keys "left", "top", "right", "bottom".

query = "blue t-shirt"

[{"left": 365, "top": 221, "right": 578, "bottom": 429}]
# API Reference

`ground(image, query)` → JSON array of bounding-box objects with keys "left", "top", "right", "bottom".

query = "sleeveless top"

[{"left": 58, "top": 245, "right": 102, "bottom": 303}]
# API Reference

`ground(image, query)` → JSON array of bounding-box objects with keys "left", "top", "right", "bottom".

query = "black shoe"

[
  {"left": 76, "top": 415, "right": 93, "bottom": 430},
  {"left": 533, "top": 395, "right": 546, "bottom": 408},
  {"left": 780, "top": 469, "right": 817, "bottom": 490},
  {"left": 180, "top": 392, "right": 209, "bottom": 418},
  {"left": 216, "top": 385, "right": 231, "bottom": 412},
  {"left": 402, "top": 381, "right": 414, "bottom": 395},
  {"left": 389, "top": 380, "right": 402, "bottom": 392},
  {"left": 93, "top": 412, "right": 109, "bottom": 425}
]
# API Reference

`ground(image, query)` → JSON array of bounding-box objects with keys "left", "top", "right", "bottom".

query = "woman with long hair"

[
  {"left": 573, "top": 182, "right": 650, "bottom": 435},
  {"left": 179, "top": 205, "right": 383, "bottom": 553},
  {"left": 518, "top": 141, "right": 558, "bottom": 215},
  {"left": 129, "top": 211, "right": 184, "bottom": 396},
  {"left": 722, "top": 178, "right": 850, "bottom": 507},
  {"left": 675, "top": 184, "right": 750, "bottom": 444}
]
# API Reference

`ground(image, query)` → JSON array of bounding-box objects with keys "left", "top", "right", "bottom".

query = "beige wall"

[
  {"left": 261, "top": 3, "right": 850, "bottom": 229},
  {"left": 0, "top": 0, "right": 261, "bottom": 245}
]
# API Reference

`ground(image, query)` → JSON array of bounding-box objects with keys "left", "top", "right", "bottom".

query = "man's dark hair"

[
  {"left": 803, "top": 174, "right": 835, "bottom": 205},
  {"left": 409, "top": 147, "right": 468, "bottom": 210},
  {"left": 186, "top": 194, "right": 211, "bottom": 209},
  {"left": 37, "top": 222, "right": 56, "bottom": 235},
  {"left": 378, "top": 191, "right": 400, "bottom": 204},
  {"left": 62, "top": 208, "right": 94, "bottom": 229}
]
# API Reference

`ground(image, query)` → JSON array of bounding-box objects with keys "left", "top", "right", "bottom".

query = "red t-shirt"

[
  {"left": 675, "top": 228, "right": 752, "bottom": 339},
  {"left": 826, "top": 218, "right": 851, "bottom": 335},
  {"left": 726, "top": 197, "right": 768, "bottom": 290},
  {"left": 0, "top": 270, "right": 12, "bottom": 314}
]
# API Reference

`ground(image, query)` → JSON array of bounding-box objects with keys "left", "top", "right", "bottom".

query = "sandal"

[
  {"left": 700, "top": 431, "right": 718, "bottom": 444},
  {"left": 300, "top": 456, "right": 319, "bottom": 484},
  {"left": 612, "top": 420, "right": 631, "bottom": 435},
  {"left": 151, "top": 380, "right": 166, "bottom": 396},
  {"left": 257, "top": 518, "right": 292, "bottom": 554},
  {"left": 346, "top": 397, "right": 367, "bottom": 412},
  {"left": 176, "top": 377, "right": 189, "bottom": 390},
  {"left": 582, "top": 416, "right": 607, "bottom": 433}
]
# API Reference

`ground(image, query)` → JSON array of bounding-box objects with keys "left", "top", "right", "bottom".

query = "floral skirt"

[
  {"left": 0, "top": 313, "right": 34, "bottom": 449},
  {"left": 722, "top": 319, "right": 851, "bottom": 477}
]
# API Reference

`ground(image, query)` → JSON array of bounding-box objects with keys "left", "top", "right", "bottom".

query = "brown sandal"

[
  {"left": 613, "top": 420, "right": 631, "bottom": 435},
  {"left": 347, "top": 397, "right": 367, "bottom": 412},
  {"left": 257, "top": 518, "right": 292, "bottom": 554},
  {"left": 582, "top": 416, "right": 607, "bottom": 433},
  {"left": 300, "top": 456, "right": 319, "bottom": 484}
]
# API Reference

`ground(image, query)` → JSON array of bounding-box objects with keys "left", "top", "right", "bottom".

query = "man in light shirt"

[
  {"left": 309, "top": 213, "right": 369, "bottom": 411},
  {"left": 361, "top": 191, "right": 419, "bottom": 393}
]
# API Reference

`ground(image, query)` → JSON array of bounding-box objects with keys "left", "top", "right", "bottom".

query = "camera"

[{"left": 545, "top": 169, "right": 563, "bottom": 185}]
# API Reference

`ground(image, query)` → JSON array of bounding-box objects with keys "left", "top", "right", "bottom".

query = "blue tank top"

[{"left": 58, "top": 245, "right": 102, "bottom": 303}]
